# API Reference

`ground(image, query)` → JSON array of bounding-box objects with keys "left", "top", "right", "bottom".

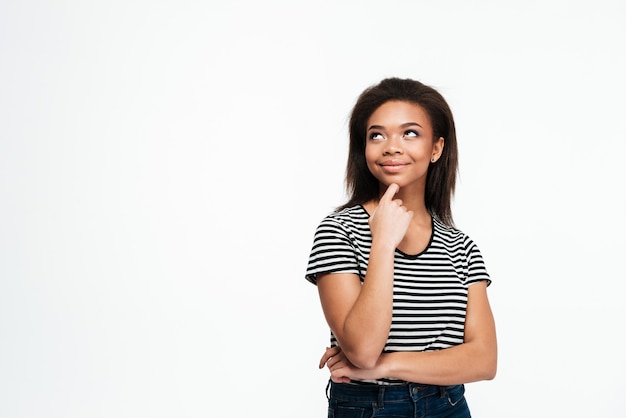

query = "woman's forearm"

[
  {"left": 380, "top": 341, "right": 497, "bottom": 385},
  {"left": 328, "top": 341, "right": 496, "bottom": 386},
  {"left": 337, "top": 241, "right": 396, "bottom": 368}
]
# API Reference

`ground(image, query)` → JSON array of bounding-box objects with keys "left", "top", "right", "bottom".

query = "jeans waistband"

[{"left": 327, "top": 380, "right": 457, "bottom": 406}]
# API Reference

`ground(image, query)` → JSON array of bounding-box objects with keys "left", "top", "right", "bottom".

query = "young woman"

[{"left": 305, "top": 78, "right": 497, "bottom": 417}]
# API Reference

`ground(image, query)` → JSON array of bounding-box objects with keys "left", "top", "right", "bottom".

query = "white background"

[{"left": 1, "top": 1, "right": 625, "bottom": 417}]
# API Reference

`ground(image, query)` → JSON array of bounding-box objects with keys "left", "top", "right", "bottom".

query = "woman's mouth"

[{"left": 379, "top": 160, "right": 408, "bottom": 173}]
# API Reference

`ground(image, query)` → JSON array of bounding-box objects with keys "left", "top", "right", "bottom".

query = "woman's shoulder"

[
  {"left": 432, "top": 217, "right": 482, "bottom": 250},
  {"left": 433, "top": 217, "right": 470, "bottom": 242},
  {"left": 433, "top": 217, "right": 461, "bottom": 234},
  {"left": 314, "top": 205, "right": 370, "bottom": 235},
  {"left": 321, "top": 204, "right": 369, "bottom": 223}
]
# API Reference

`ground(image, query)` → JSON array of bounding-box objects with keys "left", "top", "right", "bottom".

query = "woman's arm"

[
  {"left": 322, "top": 281, "right": 497, "bottom": 385},
  {"left": 317, "top": 184, "right": 412, "bottom": 369}
]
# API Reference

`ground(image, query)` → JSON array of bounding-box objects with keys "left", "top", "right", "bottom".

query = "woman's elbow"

[
  {"left": 345, "top": 348, "right": 381, "bottom": 370},
  {"left": 473, "top": 336, "right": 497, "bottom": 381},
  {"left": 482, "top": 362, "right": 497, "bottom": 381},
  {"left": 480, "top": 352, "right": 497, "bottom": 381}
]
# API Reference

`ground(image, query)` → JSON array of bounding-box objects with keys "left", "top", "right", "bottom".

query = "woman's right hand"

[{"left": 369, "top": 183, "right": 413, "bottom": 249}]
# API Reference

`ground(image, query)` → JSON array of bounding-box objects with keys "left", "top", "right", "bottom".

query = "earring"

[{"left": 431, "top": 157, "right": 436, "bottom": 163}]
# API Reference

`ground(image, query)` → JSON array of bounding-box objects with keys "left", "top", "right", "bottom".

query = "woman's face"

[{"left": 365, "top": 100, "right": 444, "bottom": 191}]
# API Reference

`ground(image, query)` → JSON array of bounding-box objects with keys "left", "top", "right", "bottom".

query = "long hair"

[{"left": 339, "top": 77, "right": 458, "bottom": 227}]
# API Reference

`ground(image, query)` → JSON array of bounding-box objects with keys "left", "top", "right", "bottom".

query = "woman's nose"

[{"left": 383, "top": 136, "right": 403, "bottom": 155}]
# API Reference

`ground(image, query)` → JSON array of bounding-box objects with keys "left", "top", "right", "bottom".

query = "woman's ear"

[{"left": 431, "top": 136, "right": 444, "bottom": 162}]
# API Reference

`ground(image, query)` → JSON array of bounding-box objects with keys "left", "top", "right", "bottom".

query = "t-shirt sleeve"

[
  {"left": 305, "top": 216, "right": 361, "bottom": 285},
  {"left": 464, "top": 236, "right": 492, "bottom": 287}
]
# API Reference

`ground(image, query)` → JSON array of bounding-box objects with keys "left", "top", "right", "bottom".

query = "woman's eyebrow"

[
  {"left": 400, "top": 122, "right": 423, "bottom": 128},
  {"left": 367, "top": 124, "right": 385, "bottom": 131},
  {"left": 367, "top": 122, "right": 423, "bottom": 131}
]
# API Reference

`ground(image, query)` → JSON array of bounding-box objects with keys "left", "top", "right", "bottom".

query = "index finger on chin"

[{"left": 382, "top": 183, "right": 399, "bottom": 201}]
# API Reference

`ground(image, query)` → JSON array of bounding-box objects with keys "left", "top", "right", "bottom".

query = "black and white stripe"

[{"left": 306, "top": 205, "right": 490, "bottom": 385}]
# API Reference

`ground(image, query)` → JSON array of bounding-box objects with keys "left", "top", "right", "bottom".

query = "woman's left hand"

[{"left": 319, "top": 346, "right": 360, "bottom": 383}]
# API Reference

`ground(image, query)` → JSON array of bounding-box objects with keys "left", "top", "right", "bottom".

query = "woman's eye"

[
  {"left": 369, "top": 133, "right": 384, "bottom": 141},
  {"left": 404, "top": 130, "right": 418, "bottom": 138}
]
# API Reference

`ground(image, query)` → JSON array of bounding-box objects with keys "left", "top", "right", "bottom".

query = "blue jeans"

[{"left": 327, "top": 380, "right": 471, "bottom": 418}]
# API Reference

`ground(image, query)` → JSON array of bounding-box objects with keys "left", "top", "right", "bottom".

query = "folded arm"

[
  {"left": 321, "top": 281, "right": 497, "bottom": 385},
  {"left": 316, "top": 239, "right": 395, "bottom": 369}
]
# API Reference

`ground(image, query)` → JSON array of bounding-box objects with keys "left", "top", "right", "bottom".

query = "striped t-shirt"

[{"left": 305, "top": 205, "right": 490, "bottom": 385}]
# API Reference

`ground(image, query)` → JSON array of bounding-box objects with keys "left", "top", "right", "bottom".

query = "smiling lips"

[{"left": 379, "top": 160, "right": 409, "bottom": 173}]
